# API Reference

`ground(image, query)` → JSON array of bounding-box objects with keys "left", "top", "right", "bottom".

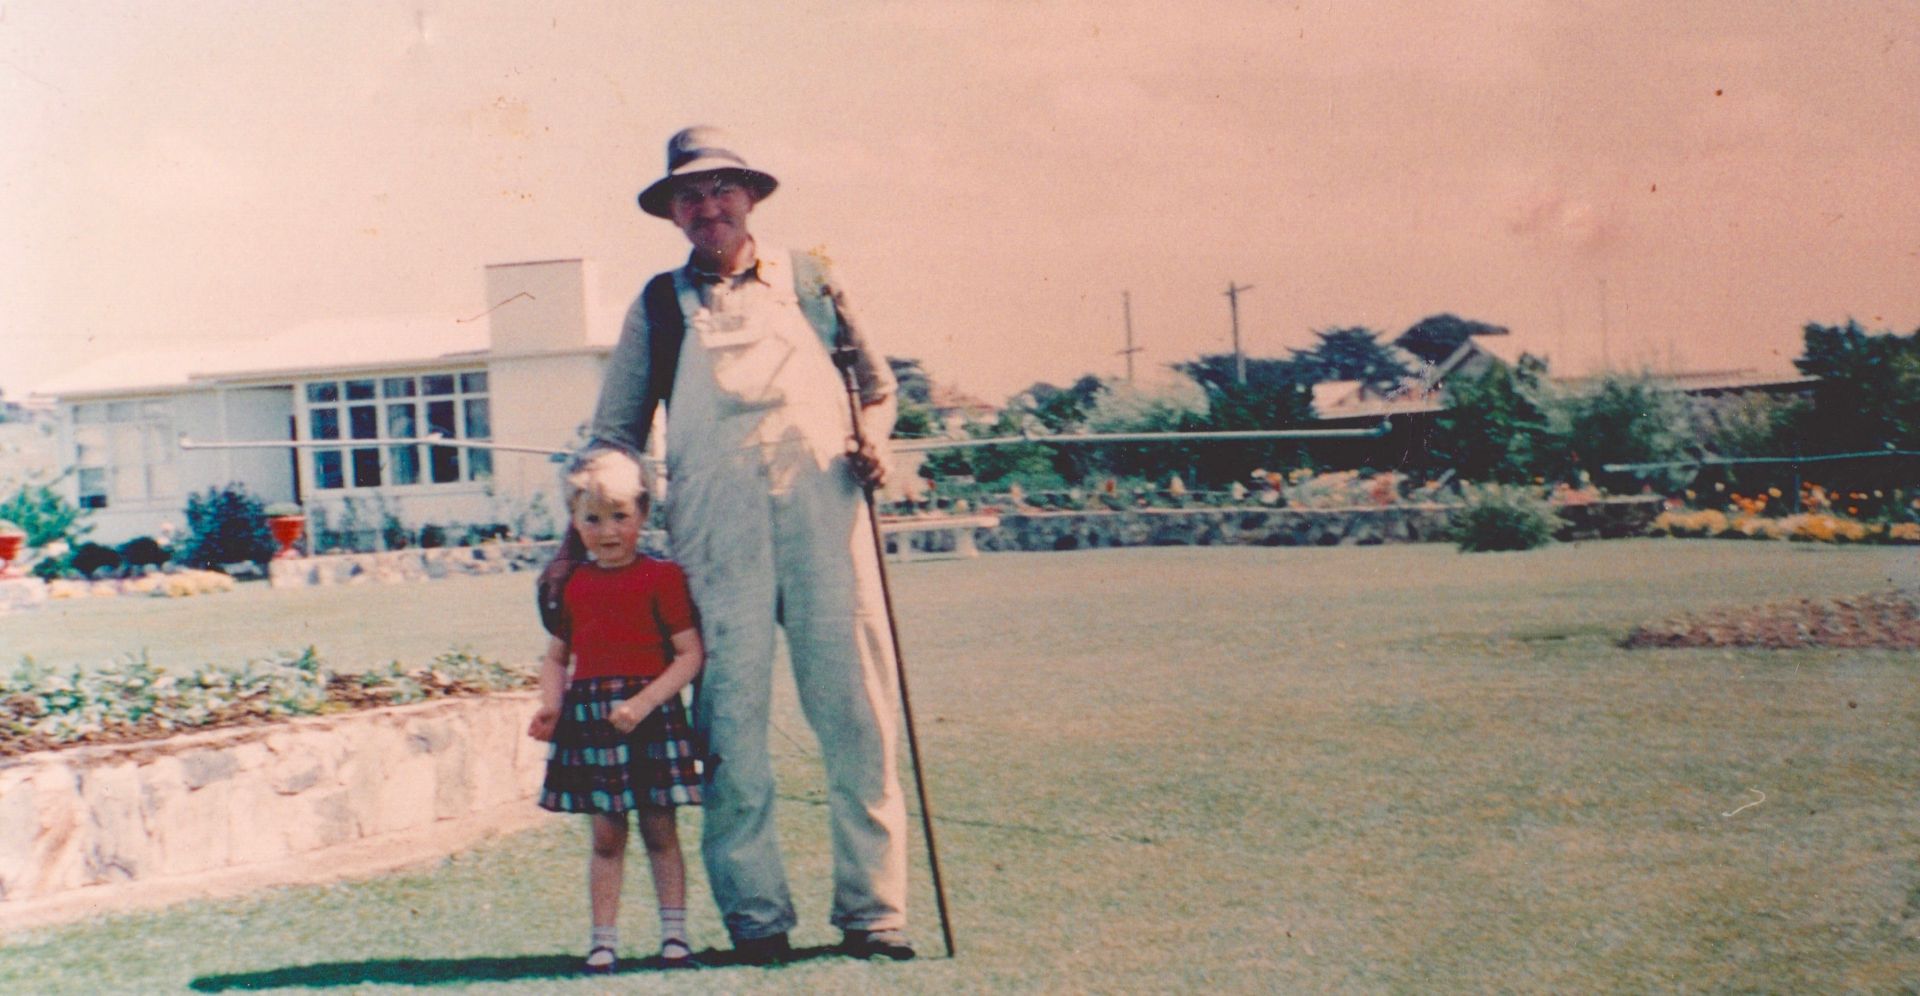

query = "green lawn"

[{"left": 2, "top": 540, "right": 1917, "bottom": 992}]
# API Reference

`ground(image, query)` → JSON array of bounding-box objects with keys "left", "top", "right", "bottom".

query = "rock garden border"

[{"left": 0, "top": 692, "right": 548, "bottom": 932}]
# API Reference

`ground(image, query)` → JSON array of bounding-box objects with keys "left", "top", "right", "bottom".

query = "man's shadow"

[{"left": 187, "top": 944, "right": 848, "bottom": 989}]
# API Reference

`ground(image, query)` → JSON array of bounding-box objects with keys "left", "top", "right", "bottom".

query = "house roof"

[
  {"left": 32, "top": 314, "right": 498, "bottom": 399},
  {"left": 928, "top": 383, "right": 999, "bottom": 418}
]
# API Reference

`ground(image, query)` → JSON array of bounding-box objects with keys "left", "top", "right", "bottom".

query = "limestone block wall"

[
  {"left": 0, "top": 693, "right": 545, "bottom": 905},
  {"left": 978, "top": 505, "right": 1458, "bottom": 551},
  {"left": 974, "top": 498, "right": 1662, "bottom": 552},
  {"left": 268, "top": 541, "right": 558, "bottom": 588},
  {"left": 0, "top": 577, "right": 47, "bottom": 614},
  {"left": 267, "top": 533, "right": 671, "bottom": 589}
]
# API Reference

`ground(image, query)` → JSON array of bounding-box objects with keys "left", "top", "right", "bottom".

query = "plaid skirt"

[{"left": 538, "top": 675, "right": 705, "bottom": 812}]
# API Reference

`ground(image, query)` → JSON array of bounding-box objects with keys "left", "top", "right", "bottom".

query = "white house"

[{"left": 30, "top": 259, "right": 621, "bottom": 545}]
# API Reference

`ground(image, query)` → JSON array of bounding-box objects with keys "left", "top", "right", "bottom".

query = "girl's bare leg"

[
  {"left": 589, "top": 813, "right": 629, "bottom": 927},
  {"left": 636, "top": 806, "right": 686, "bottom": 909}
]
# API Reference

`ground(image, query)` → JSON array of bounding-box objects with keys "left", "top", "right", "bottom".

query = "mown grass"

[{"left": 1, "top": 540, "right": 1916, "bottom": 993}]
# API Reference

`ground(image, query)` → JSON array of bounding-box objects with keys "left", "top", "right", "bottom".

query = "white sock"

[
  {"left": 659, "top": 905, "right": 689, "bottom": 948},
  {"left": 588, "top": 925, "right": 618, "bottom": 964}
]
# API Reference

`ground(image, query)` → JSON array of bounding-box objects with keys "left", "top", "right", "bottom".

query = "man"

[{"left": 587, "top": 125, "right": 913, "bottom": 963}]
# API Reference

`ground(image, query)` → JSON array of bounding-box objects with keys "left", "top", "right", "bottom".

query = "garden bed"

[
  {"left": 1623, "top": 591, "right": 1920, "bottom": 650},
  {"left": 0, "top": 689, "right": 547, "bottom": 909},
  {"left": 1, "top": 650, "right": 532, "bottom": 759}
]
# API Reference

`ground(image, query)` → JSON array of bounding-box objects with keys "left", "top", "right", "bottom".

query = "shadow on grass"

[{"left": 187, "top": 945, "right": 849, "bottom": 990}]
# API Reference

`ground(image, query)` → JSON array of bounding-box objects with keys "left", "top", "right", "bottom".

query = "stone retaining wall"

[
  {"left": 973, "top": 498, "right": 1662, "bottom": 552},
  {"left": 267, "top": 533, "right": 676, "bottom": 588},
  {"left": 268, "top": 541, "right": 559, "bottom": 588},
  {"left": 0, "top": 693, "right": 545, "bottom": 907}
]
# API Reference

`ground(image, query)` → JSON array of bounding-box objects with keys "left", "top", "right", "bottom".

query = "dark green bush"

[
  {"left": 178, "top": 485, "right": 275, "bottom": 568},
  {"left": 119, "top": 536, "right": 170, "bottom": 569},
  {"left": 1450, "top": 485, "right": 1558, "bottom": 552},
  {"left": 70, "top": 542, "right": 123, "bottom": 577}
]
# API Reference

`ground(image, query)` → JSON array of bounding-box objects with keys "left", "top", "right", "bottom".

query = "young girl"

[{"left": 529, "top": 447, "right": 705, "bottom": 973}]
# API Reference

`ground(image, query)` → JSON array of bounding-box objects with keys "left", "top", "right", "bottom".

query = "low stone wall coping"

[{"left": 0, "top": 692, "right": 548, "bottom": 926}]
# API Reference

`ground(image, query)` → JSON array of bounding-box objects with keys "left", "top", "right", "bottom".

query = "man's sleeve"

[
  {"left": 827, "top": 275, "right": 898, "bottom": 439},
  {"left": 588, "top": 293, "right": 656, "bottom": 452}
]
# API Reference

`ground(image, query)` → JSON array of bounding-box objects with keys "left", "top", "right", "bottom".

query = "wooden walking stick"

[{"left": 827, "top": 287, "right": 958, "bottom": 959}]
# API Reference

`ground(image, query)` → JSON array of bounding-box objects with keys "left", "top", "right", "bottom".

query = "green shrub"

[
  {"left": 178, "top": 485, "right": 275, "bottom": 568},
  {"left": 30, "top": 551, "right": 70, "bottom": 581},
  {"left": 70, "top": 542, "right": 123, "bottom": 577},
  {"left": 1, "top": 648, "right": 531, "bottom": 753},
  {"left": 1450, "top": 485, "right": 1559, "bottom": 552},
  {"left": 119, "top": 536, "right": 170, "bottom": 570},
  {"left": 0, "top": 477, "right": 90, "bottom": 548}
]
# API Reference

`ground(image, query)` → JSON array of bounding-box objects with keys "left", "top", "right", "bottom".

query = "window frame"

[
  {"left": 298, "top": 369, "right": 492, "bottom": 494},
  {"left": 70, "top": 398, "right": 177, "bottom": 510}
]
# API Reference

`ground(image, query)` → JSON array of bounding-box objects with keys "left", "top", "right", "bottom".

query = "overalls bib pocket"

[{"left": 692, "top": 307, "right": 794, "bottom": 415}]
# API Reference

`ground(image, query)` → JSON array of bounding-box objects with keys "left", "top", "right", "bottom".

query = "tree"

[
  {"left": 1431, "top": 354, "right": 1556, "bottom": 484},
  {"left": 1550, "top": 373, "right": 1696, "bottom": 492},
  {"left": 1289, "top": 327, "right": 1413, "bottom": 392},
  {"left": 0, "top": 475, "right": 91, "bottom": 548},
  {"left": 1793, "top": 320, "right": 1920, "bottom": 452},
  {"left": 1173, "top": 353, "right": 1310, "bottom": 396},
  {"left": 886, "top": 356, "right": 943, "bottom": 443},
  {"left": 1394, "top": 313, "right": 1509, "bottom": 367},
  {"left": 1169, "top": 353, "right": 1319, "bottom": 483},
  {"left": 1019, "top": 374, "right": 1106, "bottom": 434},
  {"left": 886, "top": 356, "right": 933, "bottom": 406}
]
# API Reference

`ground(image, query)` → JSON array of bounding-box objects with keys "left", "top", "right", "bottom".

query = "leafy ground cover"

[
  {"left": 1, "top": 541, "right": 1916, "bottom": 992},
  {"left": 0, "top": 649, "right": 530, "bottom": 757}
]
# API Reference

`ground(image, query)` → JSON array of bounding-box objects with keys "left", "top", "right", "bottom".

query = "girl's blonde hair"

[{"left": 561, "top": 446, "right": 649, "bottom": 512}]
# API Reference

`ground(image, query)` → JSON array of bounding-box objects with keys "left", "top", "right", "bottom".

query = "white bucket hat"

[{"left": 637, "top": 125, "right": 779, "bottom": 218}]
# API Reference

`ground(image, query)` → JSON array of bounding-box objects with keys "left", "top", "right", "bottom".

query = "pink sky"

[{"left": 5, "top": 1, "right": 1917, "bottom": 404}]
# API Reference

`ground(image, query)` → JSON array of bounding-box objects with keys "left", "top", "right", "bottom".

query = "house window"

[
  {"left": 300, "top": 371, "right": 491, "bottom": 491},
  {"left": 72, "top": 400, "right": 177, "bottom": 509}
]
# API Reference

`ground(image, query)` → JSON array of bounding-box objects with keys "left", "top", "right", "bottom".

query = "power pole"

[
  {"left": 1225, "top": 281, "right": 1255, "bottom": 384},
  {"left": 1118, "top": 290, "right": 1143, "bottom": 381},
  {"left": 1597, "top": 277, "right": 1610, "bottom": 372}
]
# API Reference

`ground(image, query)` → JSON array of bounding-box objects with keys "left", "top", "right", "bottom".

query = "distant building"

[
  {"left": 926, "top": 384, "right": 1000, "bottom": 430},
  {"left": 1306, "top": 325, "right": 1816, "bottom": 471},
  {"left": 30, "top": 260, "right": 619, "bottom": 544},
  {"left": 0, "top": 396, "right": 61, "bottom": 496},
  {"left": 1313, "top": 327, "right": 1815, "bottom": 424}
]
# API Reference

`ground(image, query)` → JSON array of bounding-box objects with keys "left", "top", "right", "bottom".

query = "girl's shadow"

[{"left": 188, "top": 944, "right": 846, "bottom": 989}]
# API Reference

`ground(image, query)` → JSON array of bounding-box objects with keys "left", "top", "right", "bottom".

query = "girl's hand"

[
  {"left": 608, "top": 698, "right": 648, "bottom": 734},
  {"left": 528, "top": 705, "right": 560, "bottom": 741}
]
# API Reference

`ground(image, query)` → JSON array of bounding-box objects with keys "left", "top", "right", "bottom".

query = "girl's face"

[{"left": 571, "top": 493, "right": 643, "bottom": 568}]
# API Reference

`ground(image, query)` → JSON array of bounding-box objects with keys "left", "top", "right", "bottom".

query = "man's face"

[{"left": 668, "top": 172, "right": 755, "bottom": 258}]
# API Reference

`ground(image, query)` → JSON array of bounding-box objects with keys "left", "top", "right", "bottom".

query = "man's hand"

[
  {"left": 527, "top": 705, "right": 560, "bottom": 742},
  {"left": 609, "top": 698, "right": 648, "bottom": 734},
  {"left": 847, "top": 438, "right": 888, "bottom": 490}
]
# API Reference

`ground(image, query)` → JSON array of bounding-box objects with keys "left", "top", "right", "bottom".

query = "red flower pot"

[
  {"left": 0, "top": 532, "right": 22, "bottom": 577},
  {"left": 267, "top": 515, "right": 307, "bottom": 559}
]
